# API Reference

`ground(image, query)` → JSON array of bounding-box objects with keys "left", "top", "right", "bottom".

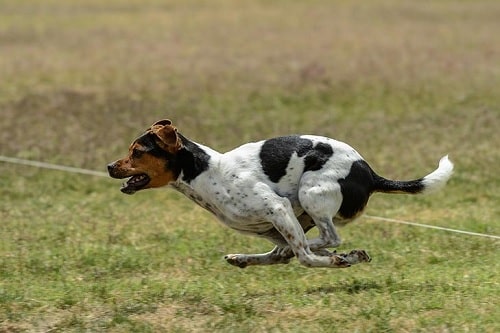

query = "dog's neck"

[
  {"left": 173, "top": 133, "right": 220, "bottom": 185},
  {"left": 170, "top": 134, "right": 224, "bottom": 216}
]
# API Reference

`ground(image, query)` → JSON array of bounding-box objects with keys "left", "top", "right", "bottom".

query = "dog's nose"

[{"left": 107, "top": 163, "right": 115, "bottom": 174}]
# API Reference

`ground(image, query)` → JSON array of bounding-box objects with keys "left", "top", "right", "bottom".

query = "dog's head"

[{"left": 107, "top": 119, "right": 182, "bottom": 194}]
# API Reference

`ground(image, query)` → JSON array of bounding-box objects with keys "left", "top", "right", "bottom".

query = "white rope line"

[
  {"left": 1, "top": 155, "right": 499, "bottom": 240},
  {"left": 364, "top": 215, "right": 500, "bottom": 240},
  {"left": 0, "top": 156, "right": 108, "bottom": 178}
]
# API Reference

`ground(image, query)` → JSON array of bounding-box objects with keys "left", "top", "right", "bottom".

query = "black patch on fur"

[
  {"left": 338, "top": 160, "right": 374, "bottom": 219},
  {"left": 260, "top": 136, "right": 333, "bottom": 183},
  {"left": 304, "top": 142, "right": 333, "bottom": 172}
]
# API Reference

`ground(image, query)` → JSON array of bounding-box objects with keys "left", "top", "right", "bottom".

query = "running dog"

[{"left": 108, "top": 119, "right": 453, "bottom": 268}]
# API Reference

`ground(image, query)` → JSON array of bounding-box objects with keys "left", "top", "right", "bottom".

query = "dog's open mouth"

[{"left": 121, "top": 174, "right": 150, "bottom": 194}]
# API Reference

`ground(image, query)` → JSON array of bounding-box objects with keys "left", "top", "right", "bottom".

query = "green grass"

[{"left": 1, "top": 0, "right": 499, "bottom": 332}]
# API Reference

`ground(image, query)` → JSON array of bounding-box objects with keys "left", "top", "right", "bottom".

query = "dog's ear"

[
  {"left": 152, "top": 119, "right": 172, "bottom": 127},
  {"left": 150, "top": 119, "right": 182, "bottom": 154}
]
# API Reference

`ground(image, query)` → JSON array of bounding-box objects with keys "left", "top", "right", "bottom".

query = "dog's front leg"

[
  {"left": 224, "top": 214, "right": 320, "bottom": 268},
  {"left": 224, "top": 246, "right": 294, "bottom": 268}
]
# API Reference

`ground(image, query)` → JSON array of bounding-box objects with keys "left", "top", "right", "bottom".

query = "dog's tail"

[{"left": 372, "top": 155, "right": 454, "bottom": 194}]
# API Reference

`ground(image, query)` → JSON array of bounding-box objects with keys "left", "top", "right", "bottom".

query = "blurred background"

[
  {"left": 1, "top": 0, "right": 498, "bottom": 174},
  {"left": 0, "top": 1, "right": 499, "bottom": 331}
]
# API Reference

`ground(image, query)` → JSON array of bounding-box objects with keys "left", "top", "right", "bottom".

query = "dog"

[{"left": 108, "top": 119, "right": 453, "bottom": 268}]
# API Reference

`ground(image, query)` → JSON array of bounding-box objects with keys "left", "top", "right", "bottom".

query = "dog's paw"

[
  {"left": 354, "top": 249, "right": 371, "bottom": 263},
  {"left": 224, "top": 254, "right": 248, "bottom": 269},
  {"left": 330, "top": 255, "right": 351, "bottom": 268},
  {"left": 340, "top": 249, "right": 371, "bottom": 265}
]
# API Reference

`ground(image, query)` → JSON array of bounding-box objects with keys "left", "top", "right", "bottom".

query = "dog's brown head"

[{"left": 107, "top": 119, "right": 182, "bottom": 194}]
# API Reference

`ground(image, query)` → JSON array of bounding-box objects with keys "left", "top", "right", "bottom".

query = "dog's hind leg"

[
  {"left": 298, "top": 185, "right": 344, "bottom": 251},
  {"left": 296, "top": 181, "right": 372, "bottom": 266}
]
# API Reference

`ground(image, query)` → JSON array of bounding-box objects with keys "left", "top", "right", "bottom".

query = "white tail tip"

[{"left": 422, "top": 155, "right": 454, "bottom": 193}]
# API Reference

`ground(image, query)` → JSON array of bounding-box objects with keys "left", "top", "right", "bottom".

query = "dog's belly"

[{"left": 217, "top": 215, "right": 275, "bottom": 234}]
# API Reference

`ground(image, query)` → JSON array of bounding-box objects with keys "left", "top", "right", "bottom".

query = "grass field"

[{"left": 1, "top": 0, "right": 499, "bottom": 332}]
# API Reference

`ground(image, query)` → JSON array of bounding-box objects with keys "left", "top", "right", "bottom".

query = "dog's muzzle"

[{"left": 107, "top": 162, "right": 150, "bottom": 194}]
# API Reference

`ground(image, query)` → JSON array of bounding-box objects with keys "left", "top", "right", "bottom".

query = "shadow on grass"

[
  {"left": 305, "top": 278, "right": 383, "bottom": 295},
  {"left": 305, "top": 276, "right": 460, "bottom": 296}
]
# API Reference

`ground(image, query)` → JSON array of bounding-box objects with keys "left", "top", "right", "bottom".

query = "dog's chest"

[{"left": 172, "top": 182, "right": 221, "bottom": 217}]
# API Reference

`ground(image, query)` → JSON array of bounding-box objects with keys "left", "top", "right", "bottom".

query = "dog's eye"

[{"left": 132, "top": 148, "right": 145, "bottom": 159}]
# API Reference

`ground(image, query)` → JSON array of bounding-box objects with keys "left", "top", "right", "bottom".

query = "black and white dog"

[{"left": 108, "top": 119, "right": 453, "bottom": 268}]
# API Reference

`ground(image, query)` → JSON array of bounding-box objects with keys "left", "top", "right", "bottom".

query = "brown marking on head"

[{"left": 107, "top": 119, "right": 183, "bottom": 194}]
